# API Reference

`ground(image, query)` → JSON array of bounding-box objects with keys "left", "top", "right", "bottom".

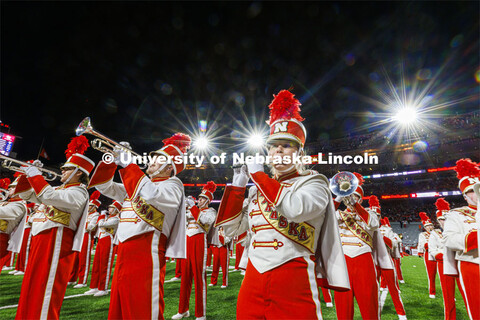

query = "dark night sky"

[{"left": 1, "top": 1, "right": 478, "bottom": 166}]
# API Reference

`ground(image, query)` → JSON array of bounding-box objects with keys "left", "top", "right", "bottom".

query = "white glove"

[
  {"left": 98, "top": 220, "right": 105, "bottom": 227},
  {"left": 334, "top": 196, "right": 344, "bottom": 203},
  {"left": 114, "top": 148, "right": 133, "bottom": 168},
  {"left": 186, "top": 210, "right": 194, "bottom": 219},
  {"left": 32, "top": 160, "right": 44, "bottom": 168},
  {"left": 186, "top": 197, "right": 195, "bottom": 208},
  {"left": 25, "top": 166, "right": 42, "bottom": 177},
  {"left": 232, "top": 165, "right": 249, "bottom": 187},
  {"left": 247, "top": 162, "right": 264, "bottom": 175}
]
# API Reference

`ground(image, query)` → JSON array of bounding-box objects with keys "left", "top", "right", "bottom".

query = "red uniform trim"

[
  {"left": 383, "top": 236, "right": 393, "bottom": 249},
  {"left": 334, "top": 200, "right": 341, "bottom": 211},
  {"left": 353, "top": 202, "right": 370, "bottom": 224},
  {"left": 88, "top": 161, "right": 117, "bottom": 188},
  {"left": 435, "top": 253, "right": 443, "bottom": 261},
  {"left": 27, "top": 175, "right": 49, "bottom": 196},
  {"left": 215, "top": 186, "right": 246, "bottom": 226},
  {"left": 465, "top": 230, "right": 478, "bottom": 253},
  {"left": 190, "top": 205, "right": 200, "bottom": 221},
  {"left": 13, "top": 175, "right": 32, "bottom": 195},
  {"left": 119, "top": 164, "right": 146, "bottom": 198},
  {"left": 250, "top": 172, "right": 282, "bottom": 205}
]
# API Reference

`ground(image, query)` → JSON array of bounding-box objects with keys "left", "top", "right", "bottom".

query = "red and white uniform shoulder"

[
  {"left": 336, "top": 202, "right": 379, "bottom": 258},
  {"left": 417, "top": 231, "right": 429, "bottom": 253},
  {"left": 116, "top": 170, "right": 185, "bottom": 243},
  {"left": 443, "top": 206, "right": 478, "bottom": 264},
  {"left": 0, "top": 198, "right": 27, "bottom": 234},
  {"left": 18, "top": 182, "right": 89, "bottom": 236},
  {"left": 428, "top": 229, "right": 444, "bottom": 260},
  {"left": 186, "top": 206, "right": 216, "bottom": 236},
  {"left": 86, "top": 211, "right": 100, "bottom": 232}
]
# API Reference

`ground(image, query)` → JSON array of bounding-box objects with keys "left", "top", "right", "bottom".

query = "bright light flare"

[
  {"left": 247, "top": 133, "right": 264, "bottom": 148},
  {"left": 193, "top": 136, "right": 210, "bottom": 150},
  {"left": 393, "top": 106, "right": 418, "bottom": 125}
]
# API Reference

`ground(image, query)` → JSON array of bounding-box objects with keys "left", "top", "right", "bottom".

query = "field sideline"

[{"left": 0, "top": 255, "right": 469, "bottom": 319}]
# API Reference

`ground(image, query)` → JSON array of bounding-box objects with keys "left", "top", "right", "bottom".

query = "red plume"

[
  {"left": 369, "top": 195, "right": 380, "bottom": 208},
  {"left": 162, "top": 133, "right": 192, "bottom": 153},
  {"left": 380, "top": 218, "right": 386, "bottom": 226},
  {"left": 353, "top": 172, "right": 364, "bottom": 186},
  {"left": 0, "top": 178, "right": 11, "bottom": 189},
  {"left": 455, "top": 158, "right": 480, "bottom": 179},
  {"left": 385, "top": 217, "right": 391, "bottom": 227},
  {"left": 267, "top": 90, "right": 304, "bottom": 125},
  {"left": 204, "top": 181, "right": 217, "bottom": 194},
  {"left": 65, "top": 136, "right": 90, "bottom": 159},
  {"left": 435, "top": 198, "right": 450, "bottom": 212},
  {"left": 90, "top": 190, "right": 101, "bottom": 201},
  {"left": 419, "top": 212, "right": 429, "bottom": 222}
]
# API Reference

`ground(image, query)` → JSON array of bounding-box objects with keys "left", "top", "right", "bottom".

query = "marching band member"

[
  {"left": 89, "top": 134, "right": 190, "bottom": 320},
  {"left": 14, "top": 137, "right": 94, "bottom": 319},
  {"left": 12, "top": 202, "right": 36, "bottom": 275},
  {"left": 429, "top": 198, "right": 466, "bottom": 320},
  {"left": 73, "top": 190, "right": 101, "bottom": 288},
  {"left": 418, "top": 211, "right": 437, "bottom": 298},
  {"left": 443, "top": 159, "right": 479, "bottom": 320},
  {"left": 0, "top": 178, "right": 28, "bottom": 271},
  {"left": 209, "top": 226, "right": 231, "bottom": 288},
  {"left": 333, "top": 173, "right": 380, "bottom": 320},
  {"left": 234, "top": 231, "right": 247, "bottom": 271},
  {"left": 85, "top": 200, "right": 121, "bottom": 296},
  {"left": 215, "top": 90, "right": 349, "bottom": 319},
  {"left": 173, "top": 182, "right": 217, "bottom": 320}
]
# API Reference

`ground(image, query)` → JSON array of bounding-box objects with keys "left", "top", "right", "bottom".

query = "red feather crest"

[
  {"left": 435, "top": 198, "right": 450, "bottom": 211},
  {"left": 267, "top": 90, "right": 304, "bottom": 125},
  {"left": 65, "top": 136, "right": 90, "bottom": 159},
  {"left": 353, "top": 172, "right": 364, "bottom": 186},
  {"left": 385, "top": 217, "right": 391, "bottom": 226},
  {"left": 380, "top": 218, "right": 386, "bottom": 226},
  {"left": 419, "top": 212, "right": 429, "bottom": 222},
  {"left": 0, "top": 178, "right": 11, "bottom": 189},
  {"left": 203, "top": 181, "right": 217, "bottom": 194},
  {"left": 369, "top": 195, "right": 380, "bottom": 207},
  {"left": 90, "top": 190, "right": 101, "bottom": 201},
  {"left": 162, "top": 133, "right": 192, "bottom": 153},
  {"left": 455, "top": 158, "right": 480, "bottom": 179}
]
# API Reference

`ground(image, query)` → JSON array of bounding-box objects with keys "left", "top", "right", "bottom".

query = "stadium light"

[
  {"left": 193, "top": 136, "right": 210, "bottom": 150},
  {"left": 247, "top": 133, "right": 264, "bottom": 148},
  {"left": 393, "top": 105, "right": 418, "bottom": 125}
]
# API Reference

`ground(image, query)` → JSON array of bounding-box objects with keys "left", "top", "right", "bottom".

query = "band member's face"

[
  {"left": 60, "top": 167, "right": 75, "bottom": 183},
  {"left": 425, "top": 225, "right": 434, "bottom": 232},
  {"left": 108, "top": 207, "right": 117, "bottom": 215},
  {"left": 88, "top": 205, "right": 96, "bottom": 213},
  {"left": 464, "top": 190, "right": 478, "bottom": 206},
  {"left": 7, "top": 186, "right": 15, "bottom": 197},
  {"left": 267, "top": 140, "right": 298, "bottom": 173},
  {"left": 146, "top": 161, "right": 172, "bottom": 177},
  {"left": 198, "top": 197, "right": 208, "bottom": 208}
]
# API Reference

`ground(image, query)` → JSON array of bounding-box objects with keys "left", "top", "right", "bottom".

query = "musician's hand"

[
  {"left": 334, "top": 195, "right": 344, "bottom": 203},
  {"left": 232, "top": 165, "right": 249, "bottom": 187},
  {"left": 32, "top": 160, "right": 44, "bottom": 168},
  {"left": 114, "top": 149, "right": 133, "bottom": 168},
  {"left": 98, "top": 220, "right": 105, "bottom": 227},
  {"left": 247, "top": 162, "right": 264, "bottom": 175},
  {"left": 186, "top": 197, "right": 195, "bottom": 208},
  {"left": 25, "top": 166, "right": 42, "bottom": 177}
]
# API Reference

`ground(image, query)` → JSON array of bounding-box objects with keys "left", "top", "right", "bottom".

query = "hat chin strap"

[
  {"left": 149, "top": 163, "right": 168, "bottom": 178},
  {"left": 64, "top": 167, "right": 79, "bottom": 185}
]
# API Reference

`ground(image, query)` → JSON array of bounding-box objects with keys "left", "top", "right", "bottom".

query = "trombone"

[
  {"left": 0, "top": 155, "right": 61, "bottom": 181},
  {"left": 76, "top": 117, "right": 146, "bottom": 168}
]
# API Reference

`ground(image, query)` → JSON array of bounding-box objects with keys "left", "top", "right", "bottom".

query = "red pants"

[
  {"left": 77, "top": 232, "right": 94, "bottom": 285},
  {"left": 437, "top": 260, "right": 467, "bottom": 320},
  {"left": 108, "top": 231, "right": 167, "bottom": 320},
  {"left": 178, "top": 233, "right": 207, "bottom": 318},
  {"left": 210, "top": 246, "right": 229, "bottom": 286},
  {"left": 0, "top": 233, "right": 9, "bottom": 270},
  {"left": 334, "top": 253, "right": 379, "bottom": 320},
  {"left": 69, "top": 251, "right": 79, "bottom": 282},
  {"left": 237, "top": 256, "right": 321, "bottom": 319},
  {"left": 424, "top": 253, "right": 437, "bottom": 295},
  {"left": 14, "top": 228, "right": 31, "bottom": 272},
  {"left": 235, "top": 243, "right": 244, "bottom": 270},
  {"left": 16, "top": 227, "right": 75, "bottom": 320},
  {"left": 90, "top": 236, "right": 115, "bottom": 291},
  {"left": 380, "top": 268, "right": 406, "bottom": 316},
  {"left": 394, "top": 258, "right": 404, "bottom": 281},
  {"left": 321, "top": 287, "right": 332, "bottom": 304},
  {"left": 5, "top": 251, "right": 15, "bottom": 267},
  {"left": 458, "top": 261, "right": 480, "bottom": 320},
  {"left": 175, "top": 258, "right": 183, "bottom": 278},
  {"left": 206, "top": 244, "right": 212, "bottom": 267}
]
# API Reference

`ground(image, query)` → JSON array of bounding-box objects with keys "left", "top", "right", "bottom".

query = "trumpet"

[
  {"left": 329, "top": 171, "right": 359, "bottom": 207},
  {"left": 0, "top": 155, "right": 61, "bottom": 181},
  {"left": 76, "top": 117, "right": 146, "bottom": 169}
]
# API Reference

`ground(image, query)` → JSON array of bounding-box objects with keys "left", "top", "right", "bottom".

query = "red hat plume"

[
  {"left": 0, "top": 178, "right": 11, "bottom": 189},
  {"left": 435, "top": 198, "right": 450, "bottom": 212},
  {"left": 90, "top": 190, "right": 101, "bottom": 201},
  {"left": 65, "top": 136, "right": 90, "bottom": 159},
  {"left": 385, "top": 217, "right": 391, "bottom": 227},
  {"left": 353, "top": 172, "right": 364, "bottom": 186},
  {"left": 162, "top": 133, "right": 192, "bottom": 153},
  {"left": 419, "top": 212, "right": 429, "bottom": 222},
  {"left": 455, "top": 158, "right": 480, "bottom": 180},
  {"left": 267, "top": 90, "right": 304, "bottom": 125},
  {"left": 204, "top": 181, "right": 217, "bottom": 194},
  {"left": 369, "top": 195, "right": 380, "bottom": 207}
]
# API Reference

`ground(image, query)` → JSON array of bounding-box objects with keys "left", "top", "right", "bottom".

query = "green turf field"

[{"left": 0, "top": 255, "right": 469, "bottom": 319}]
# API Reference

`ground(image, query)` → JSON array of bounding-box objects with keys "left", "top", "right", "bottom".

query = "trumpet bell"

[
  {"left": 76, "top": 117, "right": 92, "bottom": 136},
  {"left": 329, "top": 171, "right": 359, "bottom": 197}
]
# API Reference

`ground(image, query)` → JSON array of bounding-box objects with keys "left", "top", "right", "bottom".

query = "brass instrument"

[
  {"left": 0, "top": 155, "right": 61, "bottom": 181},
  {"left": 329, "top": 171, "right": 360, "bottom": 208}
]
